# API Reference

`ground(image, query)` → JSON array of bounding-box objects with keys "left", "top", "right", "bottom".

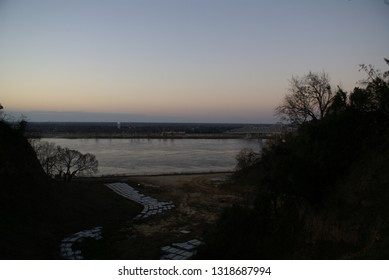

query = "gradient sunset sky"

[{"left": 1, "top": 0, "right": 388, "bottom": 123}]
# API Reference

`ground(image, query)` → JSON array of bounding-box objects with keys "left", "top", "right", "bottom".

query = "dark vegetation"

[
  {"left": 198, "top": 60, "right": 389, "bottom": 259},
  {"left": 0, "top": 117, "right": 141, "bottom": 259}
]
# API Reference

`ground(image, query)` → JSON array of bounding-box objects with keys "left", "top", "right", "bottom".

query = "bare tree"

[
  {"left": 56, "top": 148, "right": 98, "bottom": 182},
  {"left": 275, "top": 71, "right": 334, "bottom": 125},
  {"left": 31, "top": 140, "right": 59, "bottom": 177},
  {"left": 31, "top": 141, "right": 98, "bottom": 182}
]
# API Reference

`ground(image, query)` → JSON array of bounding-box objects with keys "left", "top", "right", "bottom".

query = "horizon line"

[{"left": 4, "top": 109, "right": 278, "bottom": 124}]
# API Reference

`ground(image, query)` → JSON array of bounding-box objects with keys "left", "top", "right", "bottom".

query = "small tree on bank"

[
  {"left": 32, "top": 140, "right": 98, "bottom": 182},
  {"left": 56, "top": 148, "right": 98, "bottom": 182}
]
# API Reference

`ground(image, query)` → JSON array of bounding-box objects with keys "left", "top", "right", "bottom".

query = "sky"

[{"left": 1, "top": 0, "right": 388, "bottom": 123}]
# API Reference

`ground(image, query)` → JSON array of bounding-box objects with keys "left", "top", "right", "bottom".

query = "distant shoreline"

[
  {"left": 74, "top": 170, "right": 234, "bottom": 181},
  {"left": 32, "top": 133, "right": 245, "bottom": 139},
  {"left": 25, "top": 122, "right": 279, "bottom": 139}
]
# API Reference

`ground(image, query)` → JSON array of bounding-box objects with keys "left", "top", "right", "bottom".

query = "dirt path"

[{"left": 104, "top": 172, "right": 249, "bottom": 259}]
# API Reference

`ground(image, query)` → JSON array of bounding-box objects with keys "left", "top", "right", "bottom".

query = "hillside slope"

[
  {"left": 0, "top": 121, "right": 55, "bottom": 258},
  {"left": 0, "top": 121, "right": 141, "bottom": 259},
  {"left": 198, "top": 111, "right": 389, "bottom": 259}
]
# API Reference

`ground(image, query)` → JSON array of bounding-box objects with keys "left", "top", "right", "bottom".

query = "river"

[{"left": 42, "top": 138, "right": 261, "bottom": 176}]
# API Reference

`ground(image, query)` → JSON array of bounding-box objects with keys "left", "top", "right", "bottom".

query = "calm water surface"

[{"left": 43, "top": 138, "right": 261, "bottom": 175}]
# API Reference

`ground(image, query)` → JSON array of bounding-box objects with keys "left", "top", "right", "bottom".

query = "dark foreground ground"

[
  {"left": 1, "top": 172, "right": 249, "bottom": 259},
  {"left": 0, "top": 179, "right": 141, "bottom": 259}
]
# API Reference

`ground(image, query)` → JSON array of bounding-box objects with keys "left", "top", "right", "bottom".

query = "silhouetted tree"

[
  {"left": 350, "top": 59, "right": 389, "bottom": 116},
  {"left": 275, "top": 71, "right": 335, "bottom": 125},
  {"left": 31, "top": 140, "right": 60, "bottom": 177},
  {"left": 31, "top": 141, "right": 98, "bottom": 182},
  {"left": 327, "top": 87, "right": 348, "bottom": 115},
  {"left": 56, "top": 147, "right": 98, "bottom": 182}
]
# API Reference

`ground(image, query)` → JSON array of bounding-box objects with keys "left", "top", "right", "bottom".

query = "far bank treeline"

[
  {"left": 198, "top": 60, "right": 389, "bottom": 259},
  {"left": 26, "top": 122, "right": 249, "bottom": 139}
]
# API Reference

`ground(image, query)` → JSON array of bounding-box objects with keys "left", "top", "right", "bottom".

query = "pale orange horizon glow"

[{"left": 1, "top": 0, "right": 388, "bottom": 123}]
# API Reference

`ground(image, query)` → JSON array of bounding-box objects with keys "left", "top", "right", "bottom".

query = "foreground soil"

[{"left": 81, "top": 172, "right": 253, "bottom": 259}]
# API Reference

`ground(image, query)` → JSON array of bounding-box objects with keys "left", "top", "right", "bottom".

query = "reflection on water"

[{"left": 43, "top": 138, "right": 261, "bottom": 176}]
